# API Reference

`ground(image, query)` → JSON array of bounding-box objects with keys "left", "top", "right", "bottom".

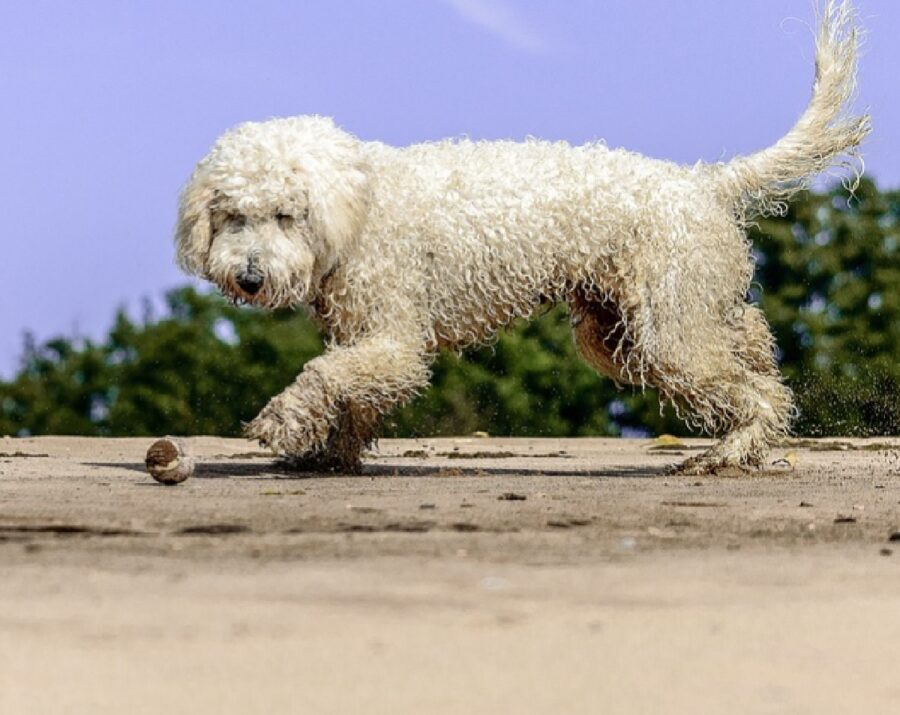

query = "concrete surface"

[{"left": 0, "top": 435, "right": 898, "bottom": 714}]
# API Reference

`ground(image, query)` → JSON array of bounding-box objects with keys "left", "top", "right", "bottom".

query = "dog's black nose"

[{"left": 236, "top": 273, "right": 264, "bottom": 295}]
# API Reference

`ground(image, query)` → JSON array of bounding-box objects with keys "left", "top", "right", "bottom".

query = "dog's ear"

[
  {"left": 174, "top": 165, "right": 215, "bottom": 276},
  {"left": 299, "top": 117, "right": 371, "bottom": 270}
]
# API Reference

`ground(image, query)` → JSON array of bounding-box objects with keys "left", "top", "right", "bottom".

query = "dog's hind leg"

[
  {"left": 572, "top": 282, "right": 792, "bottom": 473},
  {"left": 648, "top": 304, "right": 793, "bottom": 474},
  {"left": 684, "top": 305, "right": 793, "bottom": 472}
]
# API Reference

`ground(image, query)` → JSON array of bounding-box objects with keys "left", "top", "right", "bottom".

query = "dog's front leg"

[
  {"left": 245, "top": 335, "right": 430, "bottom": 460},
  {"left": 244, "top": 368, "right": 337, "bottom": 459}
]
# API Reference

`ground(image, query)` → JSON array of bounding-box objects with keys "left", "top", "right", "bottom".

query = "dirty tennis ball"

[{"left": 145, "top": 437, "right": 194, "bottom": 485}]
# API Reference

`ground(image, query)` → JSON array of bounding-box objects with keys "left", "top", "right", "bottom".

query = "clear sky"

[{"left": 2, "top": 0, "right": 897, "bottom": 378}]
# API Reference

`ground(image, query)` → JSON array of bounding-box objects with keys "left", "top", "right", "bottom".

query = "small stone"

[
  {"left": 650, "top": 434, "right": 686, "bottom": 449},
  {"left": 145, "top": 437, "right": 194, "bottom": 485},
  {"left": 799, "top": 501, "right": 814, "bottom": 508},
  {"left": 888, "top": 532, "right": 900, "bottom": 543},
  {"left": 772, "top": 452, "right": 798, "bottom": 469},
  {"left": 498, "top": 492, "right": 527, "bottom": 501}
]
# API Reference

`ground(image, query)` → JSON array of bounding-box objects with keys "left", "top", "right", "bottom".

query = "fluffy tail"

[{"left": 716, "top": 0, "right": 871, "bottom": 216}]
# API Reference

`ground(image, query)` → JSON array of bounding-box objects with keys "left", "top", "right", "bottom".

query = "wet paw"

[
  {"left": 243, "top": 409, "right": 286, "bottom": 452},
  {"left": 243, "top": 397, "right": 330, "bottom": 457}
]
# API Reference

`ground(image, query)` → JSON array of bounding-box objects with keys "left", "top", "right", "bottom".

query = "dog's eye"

[
  {"left": 276, "top": 212, "right": 294, "bottom": 228},
  {"left": 227, "top": 214, "right": 246, "bottom": 229}
]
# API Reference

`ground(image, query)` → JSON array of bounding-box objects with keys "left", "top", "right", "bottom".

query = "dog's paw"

[
  {"left": 243, "top": 408, "right": 284, "bottom": 452},
  {"left": 244, "top": 396, "right": 331, "bottom": 457}
]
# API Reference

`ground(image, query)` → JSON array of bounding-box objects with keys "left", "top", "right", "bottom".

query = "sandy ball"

[{"left": 145, "top": 437, "right": 194, "bottom": 485}]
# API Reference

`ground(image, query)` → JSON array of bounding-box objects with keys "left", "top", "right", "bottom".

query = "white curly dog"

[{"left": 175, "top": 1, "right": 868, "bottom": 475}]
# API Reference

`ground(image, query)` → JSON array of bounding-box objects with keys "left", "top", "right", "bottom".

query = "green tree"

[
  {"left": 751, "top": 178, "right": 900, "bottom": 435},
  {"left": 0, "top": 288, "right": 322, "bottom": 437}
]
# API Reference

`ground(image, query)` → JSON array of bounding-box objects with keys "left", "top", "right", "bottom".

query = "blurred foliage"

[
  {"left": 0, "top": 290, "right": 323, "bottom": 437},
  {"left": 1, "top": 179, "right": 897, "bottom": 438},
  {"left": 751, "top": 178, "right": 900, "bottom": 435}
]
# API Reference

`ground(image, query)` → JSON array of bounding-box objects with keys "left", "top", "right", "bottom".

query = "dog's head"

[{"left": 175, "top": 116, "right": 369, "bottom": 308}]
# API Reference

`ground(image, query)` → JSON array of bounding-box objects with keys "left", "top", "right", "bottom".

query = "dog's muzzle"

[
  {"left": 235, "top": 273, "right": 263, "bottom": 295},
  {"left": 235, "top": 254, "right": 265, "bottom": 295},
  {"left": 236, "top": 271, "right": 264, "bottom": 295}
]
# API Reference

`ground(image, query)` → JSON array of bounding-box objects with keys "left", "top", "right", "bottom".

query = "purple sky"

[{"left": 2, "top": 0, "right": 897, "bottom": 378}]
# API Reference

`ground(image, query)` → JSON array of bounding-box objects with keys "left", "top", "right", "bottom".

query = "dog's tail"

[{"left": 715, "top": 0, "right": 870, "bottom": 217}]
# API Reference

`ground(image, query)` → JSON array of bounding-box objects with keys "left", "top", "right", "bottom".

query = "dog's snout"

[{"left": 236, "top": 273, "right": 264, "bottom": 295}]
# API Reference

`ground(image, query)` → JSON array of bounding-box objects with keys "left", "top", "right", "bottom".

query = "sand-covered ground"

[{"left": 1, "top": 435, "right": 898, "bottom": 714}]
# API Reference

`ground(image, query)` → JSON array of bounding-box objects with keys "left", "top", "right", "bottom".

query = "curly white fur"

[{"left": 175, "top": 1, "right": 869, "bottom": 474}]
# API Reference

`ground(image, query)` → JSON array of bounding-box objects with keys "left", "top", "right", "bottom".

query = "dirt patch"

[
  {"left": 176, "top": 524, "right": 251, "bottom": 535},
  {"left": 781, "top": 439, "right": 899, "bottom": 452}
]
